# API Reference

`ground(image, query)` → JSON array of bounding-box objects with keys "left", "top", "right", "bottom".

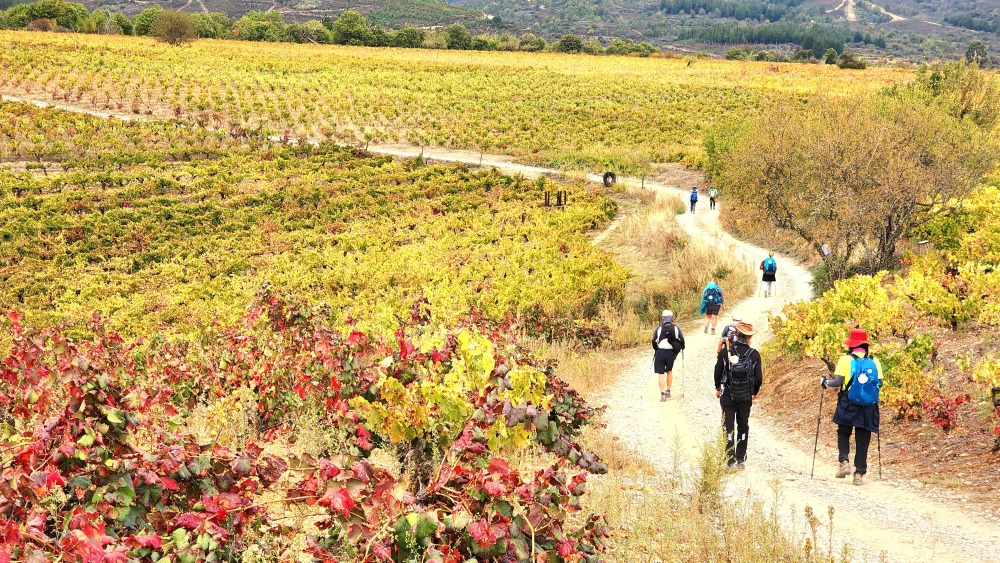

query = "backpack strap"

[{"left": 844, "top": 354, "right": 861, "bottom": 392}]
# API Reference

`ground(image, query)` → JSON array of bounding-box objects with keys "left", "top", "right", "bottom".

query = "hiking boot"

[
  {"left": 664, "top": 389, "right": 671, "bottom": 399},
  {"left": 736, "top": 462, "right": 746, "bottom": 471},
  {"left": 711, "top": 328, "right": 715, "bottom": 335},
  {"left": 704, "top": 324, "right": 709, "bottom": 333},
  {"left": 836, "top": 462, "right": 851, "bottom": 478},
  {"left": 660, "top": 392, "right": 667, "bottom": 402},
  {"left": 853, "top": 472, "right": 864, "bottom": 486}
]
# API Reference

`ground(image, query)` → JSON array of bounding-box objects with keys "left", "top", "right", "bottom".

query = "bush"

[
  {"left": 837, "top": 51, "right": 867, "bottom": 69},
  {"left": 554, "top": 34, "right": 584, "bottom": 53},
  {"left": 132, "top": 5, "right": 162, "bottom": 36},
  {"left": 150, "top": 10, "right": 196, "bottom": 46},
  {"left": 331, "top": 9, "right": 373, "bottom": 46},
  {"left": 392, "top": 25, "right": 424, "bottom": 48},
  {"left": 445, "top": 24, "right": 471, "bottom": 50}
]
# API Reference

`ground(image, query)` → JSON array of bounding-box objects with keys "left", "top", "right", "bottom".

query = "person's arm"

[
  {"left": 676, "top": 326, "right": 685, "bottom": 350},
  {"left": 651, "top": 327, "right": 659, "bottom": 351},
  {"left": 714, "top": 348, "right": 726, "bottom": 395},
  {"left": 822, "top": 355, "right": 852, "bottom": 388},
  {"left": 752, "top": 349, "right": 763, "bottom": 397},
  {"left": 760, "top": 260, "right": 764, "bottom": 270}
]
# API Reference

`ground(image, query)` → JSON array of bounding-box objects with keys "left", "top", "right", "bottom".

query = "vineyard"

[
  {"left": 0, "top": 31, "right": 911, "bottom": 173},
  {"left": 6, "top": 26, "right": 1000, "bottom": 561},
  {"left": 0, "top": 100, "right": 631, "bottom": 339}
]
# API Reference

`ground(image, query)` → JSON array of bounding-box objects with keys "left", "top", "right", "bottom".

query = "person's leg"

[
  {"left": 735, "top": 400, "right": 752, "bottom": 464},
  {"left": 854, "top": 428, "right": 872, "bottom": 475},
  {"left": 837, "top": 424, "right": 852, "bottom": 462},
  {"left": 836, "top": 424, "right": 852, "bottom": 477},
  {"left": 658, "top": 370, "right": 666, "bottom": 394},
  {"left": 666, "top": 370, "right": 673, "bottom": 393},
  {"left": 721, "top": 396, "right": 737, "bottom": 466}
]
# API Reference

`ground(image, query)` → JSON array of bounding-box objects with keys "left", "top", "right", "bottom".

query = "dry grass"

[
  {"left": 597, "top": 189, "right": 758, "bottom": 347},
  {"left": 578, "top": 423, "right": 827, "bottom": 562}
]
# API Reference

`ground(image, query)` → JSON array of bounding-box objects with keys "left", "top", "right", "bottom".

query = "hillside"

[
  {"left": 457, "top": 0, "right": 999, "bottom": 60},
  {"left": 83, "top": 0, "right": 481, "bottom": 26}
]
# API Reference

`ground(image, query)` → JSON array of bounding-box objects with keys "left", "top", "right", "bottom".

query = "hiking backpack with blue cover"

[
  {"left": 705, "top": 286, "right": 721, "bottom": 304},
  {"left": 763, "top": 257, "right": 777, "bottom": 274},
  {"left": 846, "top": 356, "right": 881, "bottom": 406}
]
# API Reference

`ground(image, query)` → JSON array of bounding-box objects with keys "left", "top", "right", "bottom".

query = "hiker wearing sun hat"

[
  {"left": 714, "top": 321, "right": 763, "bottom": 470},
  {"left": 821, "top": 328, "right": 884, "bottom": 486},
  {"left": 651, "top": 310, "right": 686, "bottom": 401}
]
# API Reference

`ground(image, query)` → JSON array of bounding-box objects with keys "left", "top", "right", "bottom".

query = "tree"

[
  {"left": 554, "top": 34, "right": 584, "bottom": 53},
  {"left": 5, "top": 0, "right": 88, "bottom": 29},
  {"left": 133, "top": 5, "right": 162, "bottom": 36},
  {"left": 150, "top": 10, "right": 196, "bottom": 45},
  {"left": 582, "top": 39, "right": 604, "bottom": 55},
  {"left": 966, "top": 40, "right": 989, "bottom": 67},
  {"left": 112, "top": 11, "right": 133, "bottom": 35},
  {"left": 518, "top": 33, "right": 546, "bottom": 52},
  {"left": 191, "top": 12, "right": 230, "bottom": 39},
  {"left": 392, "top": 26, "right": 424, "bottom": 48},
  {"left": 234, "top": 10, "right": 286, "bottom": 42},
  {"left": 445, "top": 24, "right": 471, "bottom": 50},
  {"left": 331, "top": 10, "right": 373, "bottom": 46},
  {"left": 708, "top": 96, "right": 997, "bottom": 281},
  {"left": 822, "top": 47, "right": 838, "bottom": 64}
]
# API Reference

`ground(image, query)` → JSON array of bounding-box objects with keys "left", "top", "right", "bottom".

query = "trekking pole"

[
  {"left": 877, "top": 410, "right": 883, "bottom": 479},
  {"left": 810, "top": 385, "right": 827, "bottom": 479},
  {"left": 680, "top": 350, "right": 686, "bottom": 399}
]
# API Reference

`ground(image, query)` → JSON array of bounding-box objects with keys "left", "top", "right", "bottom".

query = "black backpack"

[
  {"left": 726, "top": 343, "right": 755, "bottom": 402},
  {"left": 656, "top": 323, "right": 683, "bottom": 351}
]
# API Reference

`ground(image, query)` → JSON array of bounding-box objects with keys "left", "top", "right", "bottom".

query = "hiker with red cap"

[
  {"left": 714, "top": 321, "right": 763, "bottom": 470},
  {"left": 821, "top": 329, "right": 884, "bottom": 486}
]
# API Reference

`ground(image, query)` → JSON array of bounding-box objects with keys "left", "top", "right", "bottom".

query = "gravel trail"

[{"left": 597, "top": 175, "right": 1000, "bottom": 563}]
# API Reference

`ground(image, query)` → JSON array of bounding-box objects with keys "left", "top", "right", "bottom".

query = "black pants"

[
  {"left": 690, "top": 200, "right": 697, "bottom": 213},
  {"left": 709, "top": 197, "right": 716, "bottom": 210},
  {"left": 837, "top": 425, "right": 872, "bottom": 475},
  {"left": 721, "top": 393, "right": 752, "bottom": 464}
]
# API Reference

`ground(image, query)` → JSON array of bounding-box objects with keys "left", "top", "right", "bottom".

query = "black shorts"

[
  {"left": 705, "top": 303, "right": 722, "bottom": 315},
  {"left": 654, "top": 348, "right": 677, "bottom": 374}
]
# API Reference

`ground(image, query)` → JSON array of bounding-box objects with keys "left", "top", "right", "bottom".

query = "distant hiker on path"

[
  {"left": 717, "top": 312, "right": 741, "bottom": 353},
  {"left": 651, "top": 310, "right": 685, "bottom": 401},
  {"left": 708, "top": 187, "right": 718, "bottom": 210},
  {"left": 714, "top": 321, "right": 762, "bottom": 470},
  {"left": 760, "top": 252, "right": 778, "bottom": 297},
  {"left": 821, "top": 329, "right": 883, "bottom": 486},
  {"left": 690, "top": 186, "right": 698, "bottom": 213},
  {"left": 700, "top": 280, "right": 724, "bottom": 334}
]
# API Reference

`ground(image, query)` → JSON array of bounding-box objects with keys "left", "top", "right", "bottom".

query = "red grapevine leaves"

[{"left": 0, "top": 286, "right": 607, "bottom": 561}]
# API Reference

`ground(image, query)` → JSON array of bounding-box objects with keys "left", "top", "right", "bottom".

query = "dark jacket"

[{"left": 714, "top": 340, "right": 763, "bottom": 397}]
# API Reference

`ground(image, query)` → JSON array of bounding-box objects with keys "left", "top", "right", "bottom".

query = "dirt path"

[
  {"left": 597, "top": 174, "right": 1000, "bottom": 563},
  {"left": 4, "top": 95, "right": 999, "bottom": 561}
]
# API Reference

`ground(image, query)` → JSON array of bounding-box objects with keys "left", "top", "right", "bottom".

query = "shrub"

[
  {"left": 132, "top": 5, "right": 162, "bottom": 36},
  {"left": 837, "top": 51, "right": 867, "bottom": 69},
  {"left": 331, "top": 9, "right": 373, "bottom": 46},
  {"left": 150, "top": 10, "right": 196, "bottom": 46},
  {"left": 554, "top": 34, "right": 584, "bottom": 53},
  {"left": 393, "top": 25, "right": 424, "bottom": 48},
  {"left": 445, "top": 24, "right": 472, "bottom": 50}
]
